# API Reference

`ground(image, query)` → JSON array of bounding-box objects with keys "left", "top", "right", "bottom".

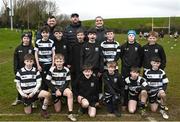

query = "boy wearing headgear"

[{"left": 120, "top": 30, "right": 142, "bottom": 109}]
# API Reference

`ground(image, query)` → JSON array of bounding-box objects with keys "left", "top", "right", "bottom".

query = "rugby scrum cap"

[{"left": 127, "top": 30, "right": 136, "bottom": 37}]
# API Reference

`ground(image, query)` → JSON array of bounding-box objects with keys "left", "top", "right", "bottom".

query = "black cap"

[
  {"left": 71, "top": 13, "right": 79, "bottom": 18},
  {"left": 21, "top": 33, "right": 30, "bottom": 39}
]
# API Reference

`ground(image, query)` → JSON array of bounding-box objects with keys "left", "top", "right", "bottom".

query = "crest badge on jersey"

[
  {"left": 91, "top": 82, "right": 94, "bottom": 87},
  {"left": 95, "top": 47, "right": 99, "bottom": 52},
  {"left": 85, "top": 48, "right": 90, "bottom": 51},
  {"left": 28, "top": 49, "right": 32, "bottom": 54},
  {"left": 135, "top": 47, "right": 138, "bottom": 51},
  {"left": 155, "top": 49, "right": 158, "bottom": 53},
  {"left": 114, "top": 78, "right": 118, "bottom": 83},
  {"left": 63, "top": 45, "right": 67, "bottom": 49}
]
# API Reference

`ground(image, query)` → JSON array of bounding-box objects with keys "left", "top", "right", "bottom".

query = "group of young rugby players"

[{"left": 13, "top": 14, "right": 169, "bottom": 121}]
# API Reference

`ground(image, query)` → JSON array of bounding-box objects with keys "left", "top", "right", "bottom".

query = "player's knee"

[
  {"left": 82, "top": 100, "right": 89, "bottom": 108},
  {"left": 128, "top": 108, "right": 136, "bottom": 113},
  {"left": 160, "top": 92, "right": 166, "bottom": 98},
  {"left": 151, "top": 107, "right": 157, "bottom": 112},
  {"left": 141, "top": 90, "right": 147, "bottom": 96},
  {"left": 67, "top": 91, "right": 73, "bottom": 98},
  {"left": 44, "top": 92, "right": 51, "bottom": 98},
  {"left": 89, "top": 113, "right": 96, "bottom": 118},
  {"left": 24, "top": 108, "right": 32, "bottom": 114},
  {"left": 55, "top": 107, "right": 61, "bottom": 113}
]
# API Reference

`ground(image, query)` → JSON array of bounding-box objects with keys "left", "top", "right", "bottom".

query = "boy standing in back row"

[
  {"left": 34, "top": 26, "right": 55, "bottom": 91},
  {"left": 142, "top": 31, "right": 166, "bottom": 71}
]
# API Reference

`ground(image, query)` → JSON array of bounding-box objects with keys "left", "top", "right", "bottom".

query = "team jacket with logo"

[
  {"left": 14, "top": 44, "right": 34, "bottom": 74},
  {"left": 102, "top": 71, "right": 124, "bottom": 96},
  {"left": 120, "top": 41, "right": 142, "bottom": 68},
  {"left": 80, "top": 42, "right": 103, "bottom": 72},
  {"left": 142, "top": 43, "right": 166, "bottom": 69},
  {"left": 74, "top": 74, "right": 99, "bottom": 101},
  {"left": 54, "top": 38, "right": 69, "bottom": 65}
]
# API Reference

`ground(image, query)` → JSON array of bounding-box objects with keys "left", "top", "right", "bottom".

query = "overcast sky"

[
  {"left": 57, "top": 0, "right": 180, "bottom": 20},
  {"left": 1, "top": 0, "right": 180, "bottom": 20}
]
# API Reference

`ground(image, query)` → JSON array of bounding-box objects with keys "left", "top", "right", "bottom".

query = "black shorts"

[
  {"left": 83, "top": 96, "right": 98, "bottom": 107},
  {"left": 148, "top": 88, "right": 163, "bottom": 104},
  {"left": 51, "top": 88, "right": 69, "bottom": 104},
  {"left": 129, "top": 92, "right": 139, "bottom": 101},
  {"left": 22, "top": 92, "right": 39, "bottom": 106}
]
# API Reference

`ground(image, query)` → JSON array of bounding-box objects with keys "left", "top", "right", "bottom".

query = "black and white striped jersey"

[
  {"left": 14, "top": 67, "right": 42, "bottom": 94},
  {"left": 125, "top": 76, "right": 148, "bottom": 96},
  {"left": 34, "top": 39, "right": 55, "bottom": 65},
  {"left": 100, "top": 41, "right": 121, "bottom": 69},
  {"left": 144, "top": 69, "right": 169, "bottom": 92},
  {"left": 46, "top": 66, "right": 71, "bottom": 91}
]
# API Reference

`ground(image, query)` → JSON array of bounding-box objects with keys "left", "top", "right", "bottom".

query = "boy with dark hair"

[
  {"left": 70, "top": 29, "right": 85, "bottom": 93},
  {"left": 12, "top": 33, "right": 34, "bottom": 106},
  {"left": 142, "top": 31, "right": 166, "bottom": 71},
  {"left": 120, "top": 30, "right": 142, "bottom": 109},
  {"left": 53, "top": 26, "right": 69, "bottom": 66},
  {"left": 144, "top": 57, "right": 169, "bottom": 119},
  {"left": 34, "top": 25, "right": 55, "bottom": 91},
  {"left": 125, "top": 67, "right": 149, "bottom": 117},
  {"left": 15, "top": 54, "right": 50, "bottom": 118},
  {"left": 74, "top": 64, "right": 99, "bottom": 117},
  {"left": 46, "top": 54, "right": 77, "bottom": 121},
  {"left": 102, "top": 61, "right": 124, "bottom": 117},
  {"left": 80, "top": 28, "right": 104, "bottom": 99},
  {"left": 100, "top": 30, "right": 121, "bottom": 70}
]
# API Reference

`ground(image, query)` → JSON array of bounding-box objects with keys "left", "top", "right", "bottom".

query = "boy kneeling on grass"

[
  {"left": 125, "top": 67, "right": 149, "bottom": 117},
  {"left": 46, "top": 54, "right": 77, "bottom": 121},
  {"left": 102, "top": 61, "right": 124, "bottom": 117},
  {"left": 144, "top": 57, "right": 169, "bottom": 119},
  {"left": 74, "top": 64, "right": 99, "bottom": 118},
  {"left": 15, "top": 54, "right": 50, "bottom": 118}
]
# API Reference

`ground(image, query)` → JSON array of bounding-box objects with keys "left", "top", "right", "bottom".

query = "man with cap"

[
  {"left": 120, "top": 30, "right": 142, "bottom": 110},
  {"left": 12, "top": 32, "right": 34, "bottom": 106},
  {"left": 64, "top": 13, "right": 86, "bottom": 62}
]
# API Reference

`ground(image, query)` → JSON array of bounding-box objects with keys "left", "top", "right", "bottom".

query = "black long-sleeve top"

[
  {"left": 142, "top": 43, "right": 166, "bottom": 69},
  {"left": 102, "top": 71, "right": 124, "bottom": 96},
  {"left": 120, "top": 41, "right": 142, "bottom": 68},
  {"left": 13, "top": 44, "right": 34, "bottom": 74},
  {"left": 80, "top": 41, "right": 104, "bottom": 72},
  {"left": 74, "top": 74, "right": 99, "bottom": 101}
]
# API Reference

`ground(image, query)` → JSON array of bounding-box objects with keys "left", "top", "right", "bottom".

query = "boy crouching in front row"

[
  {"left": 15, "top": 54, "right": 50, "bottom": 118},
  {"left": 46, "top": 54, "right": 77, "bottom": 121},
  {"left": 125, "top": 67, "right": 149, "bottom": 117}
]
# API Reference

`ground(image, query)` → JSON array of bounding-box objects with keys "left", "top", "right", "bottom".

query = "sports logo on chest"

[
  {"left": 28, "top": 49, "right": 32, "bottom": 54},
  {"left": 135, "top": 47, "right": 138, "bottom": 51},
  {"left": 125, "top": 48, "right": 129, "bottom": 51},
  {"left": 91, "top": 82, "right": 95, "bottom": 87},
  {"left": 18, "top": 50, "right": 23, "bottom": 53},
  {"left": 114, "top": 78, "right": 118, "bottom": 83},
  {"left": 95, "top": 47, "right": 99, "bottom": 52},
  {"left": 85, "top": 47, "right": 90, "bottom": 51},
  {"left": 63, "top": 45, "right": 67, "bottom": 49},
  {"left": 155, "top": 49, "right": 158, "bottom": 53},
  {"left": 144, "top": 49, "right": 148, "bottom": 52}
]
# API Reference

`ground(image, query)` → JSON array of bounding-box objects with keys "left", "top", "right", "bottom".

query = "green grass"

[
  {"left": 0, "top": 28, "right": 180, "bottom": 121},
  {"left": 83, "top": 17, "right": 180, "bottom": 32}
]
